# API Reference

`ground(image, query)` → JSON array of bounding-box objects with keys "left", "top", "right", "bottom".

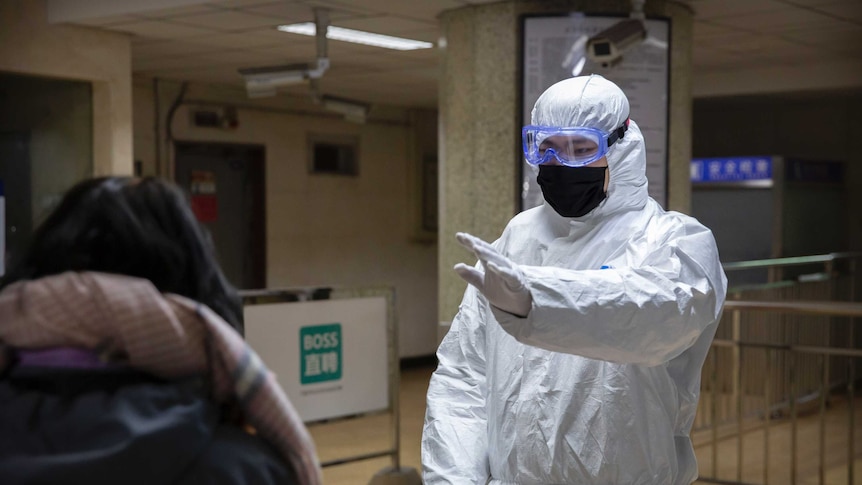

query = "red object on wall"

[
  {"left": 191, "top": 194, "right": 218, "bottom": 222},
  {"left": 189, "top": 170, "right": 217, "bottom": 222}
]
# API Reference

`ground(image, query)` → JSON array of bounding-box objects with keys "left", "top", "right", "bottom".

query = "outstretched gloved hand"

[{"left": 453, "top": 232, "right": 532, "bottom": 317}]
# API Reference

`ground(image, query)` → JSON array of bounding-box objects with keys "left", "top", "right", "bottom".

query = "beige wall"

[
  {"left": 0, "top": 0, "right": 133, "bottom": 176},
  {"left": 133, "top": 79, "right": 439, "bottom": 358}
]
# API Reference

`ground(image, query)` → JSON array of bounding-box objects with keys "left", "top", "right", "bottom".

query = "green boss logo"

[{"left": 299, "top": 323, "right": 342, "bottom": 384}]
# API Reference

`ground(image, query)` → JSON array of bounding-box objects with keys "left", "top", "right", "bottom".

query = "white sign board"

[
  {"left": 244, "top": 297, "right": 389, "bottom": 423},
  {"left": 521, "top": 14, "right": 669, "bottom": 209}
]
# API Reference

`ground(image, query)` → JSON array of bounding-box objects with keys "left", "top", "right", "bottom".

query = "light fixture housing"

[
  {"left": 562, "top": 34, "right": 588, "bottom": 77},
  {"left": 320, "top": 95, "right": 370, "bottom": 124},
  {"left": 277, "top": 23, "right": 433, "bottom": 51},
  {"left": 238, "top": 59, "right": 329, "bottom": 98},
  {"left": 239, "top": 8, "right": 331, "bottom": 98}
]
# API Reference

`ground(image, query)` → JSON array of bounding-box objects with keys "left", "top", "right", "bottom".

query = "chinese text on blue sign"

[{"left": 691, "top": 157, "right": 772, "bottom": 183}]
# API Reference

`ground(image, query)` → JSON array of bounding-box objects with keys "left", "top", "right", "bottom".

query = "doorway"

[
  {"left": 174, "top": 142, "right": 266, "bottom": 290},
  {"left": 0, "top": 132, "right": 31, "bottom": 274},
  {"left": 0, "top": 72, "right": 93, "bottom": 274}
]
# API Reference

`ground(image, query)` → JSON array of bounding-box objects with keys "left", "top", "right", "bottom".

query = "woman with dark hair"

[
  {"left": 1, "top": 176, "right": 243, "bottom": 331},
  {"left": 0, "top": 177, "right": 321, "bottom": 485}
]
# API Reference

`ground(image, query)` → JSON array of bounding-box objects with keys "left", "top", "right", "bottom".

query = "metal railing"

[{"left": 694, "top": 253, "right": 862, "bottom": 485}]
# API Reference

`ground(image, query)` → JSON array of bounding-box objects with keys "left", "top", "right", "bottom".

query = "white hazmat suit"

[{"left": 422, "top": 75, "right": 727, "bottom": 484}]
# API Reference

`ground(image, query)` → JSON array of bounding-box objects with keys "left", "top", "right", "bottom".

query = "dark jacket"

[{"left": 0, "top": 365, "right": 296, "bottom": 485}]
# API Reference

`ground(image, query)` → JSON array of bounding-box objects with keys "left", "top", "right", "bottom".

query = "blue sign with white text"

[{"left": 691, "top": 157, "right": 772, "bottom": 183}]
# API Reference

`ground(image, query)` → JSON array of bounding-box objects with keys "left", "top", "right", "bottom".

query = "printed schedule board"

[
  {"left": 521, "top": 14, "right": 670, "bottom": 210},
  {"left": 244, "top": 297, "right": 388, "bottom": 422}
]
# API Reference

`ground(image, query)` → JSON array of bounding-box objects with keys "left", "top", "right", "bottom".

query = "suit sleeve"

[
  {"left": 492, "top": 220, "right": 728, "bottom": 367},
  {"left": 421, "top": 285, "right": 491, "bottom": 483}
]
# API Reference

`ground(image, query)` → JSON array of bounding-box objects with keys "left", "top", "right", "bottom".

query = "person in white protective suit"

[{"left": 421, "top": 74, "right": 728, "bottom": 484}]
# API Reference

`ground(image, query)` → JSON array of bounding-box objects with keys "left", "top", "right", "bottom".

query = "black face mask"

[{"left": 537, "top": 165, "right": 607, "bottom": 217}]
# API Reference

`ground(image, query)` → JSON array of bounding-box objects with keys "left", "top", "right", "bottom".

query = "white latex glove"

[{"left": 453, "top": 232, "right": 532, "bottom": 317}]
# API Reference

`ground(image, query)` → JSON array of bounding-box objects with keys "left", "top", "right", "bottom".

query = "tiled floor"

[
  {"left": 309, "top": 365, "right": 432, "bottom": 485},
  {"left": 692, "top": 393, "right": 862, "bottom": 484},
  {"left": 311, "top": 364, "right": 862, "bottom": 484}
]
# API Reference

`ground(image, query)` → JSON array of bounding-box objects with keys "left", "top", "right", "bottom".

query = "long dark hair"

[{"left": 0, "top": 177, "right": 242, "bottom": 332}]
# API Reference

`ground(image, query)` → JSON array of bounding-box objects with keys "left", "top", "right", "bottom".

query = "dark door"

[
  {"left": 174, "top": 142, "right": 266, "bottom": 289},
  {"left": 0, "top": 132, "right": 32, "bottom": 274}
]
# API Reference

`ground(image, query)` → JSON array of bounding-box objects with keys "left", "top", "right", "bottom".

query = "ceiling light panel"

[{"left": 277, "top": 23, "right": 434, "bottom": 50}]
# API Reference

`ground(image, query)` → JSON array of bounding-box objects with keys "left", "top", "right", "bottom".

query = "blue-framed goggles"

[{"left": 522, "top": 118, "right": 630, "bottom": 167}]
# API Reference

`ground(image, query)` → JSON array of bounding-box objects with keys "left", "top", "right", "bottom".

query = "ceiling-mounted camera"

[
  {"left": 238, "top": 60, "right": 329, "bottom": 98},
  {"left": 586, "top": 18, "right": 647, "bottom": 68},
  {"left": 238, "top": 7, "right": 330, "bottom": 98}
]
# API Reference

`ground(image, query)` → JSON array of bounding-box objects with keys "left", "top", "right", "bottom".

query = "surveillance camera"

[
  {"left": 586, "top": 19, "right": 647, "bottom": 67},
  {"left": 238, "top": 59, "right": 330, "bottom": 98}
]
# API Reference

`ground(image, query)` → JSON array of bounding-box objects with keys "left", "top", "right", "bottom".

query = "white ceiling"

[{"left": 51, "top": 0, "right": 862, "bottom": 108}]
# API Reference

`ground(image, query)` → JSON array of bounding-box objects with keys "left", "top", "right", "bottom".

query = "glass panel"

[{"left": 0, "top": 72, "right": 93, "bottom": 271}]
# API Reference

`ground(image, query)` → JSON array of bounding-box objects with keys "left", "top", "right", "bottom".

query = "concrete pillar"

[{"left": 437, "top": 0, "right": 694, "bottom": 329}]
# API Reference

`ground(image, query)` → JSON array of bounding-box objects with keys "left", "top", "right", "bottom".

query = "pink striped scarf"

[{"left": 0, "top": 271, "right": 322, "bottom": 485}]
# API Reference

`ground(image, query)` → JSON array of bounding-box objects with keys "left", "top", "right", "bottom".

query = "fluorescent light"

[
  {"left": 321, "top": 95, "right": 369, "bottom": 123},
  {"left": 562, "top": 34, "right": 588, "bottom": 77},
  {"left": 277, "top": 23, "right": 433, "bottom": 51},
  {"left": 571, "top": 57, "right": 586, "bottom": 77}
]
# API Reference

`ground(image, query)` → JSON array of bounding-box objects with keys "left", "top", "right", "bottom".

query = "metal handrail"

[
  {"left": 722, "top": 252, "right": 861, "bottom": 271},
  {"left": 724, "top": 300, "right": 862, "bottom": 318},
  {"left": 699, "top": 297, "right": 860, "bottom": 485}
]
